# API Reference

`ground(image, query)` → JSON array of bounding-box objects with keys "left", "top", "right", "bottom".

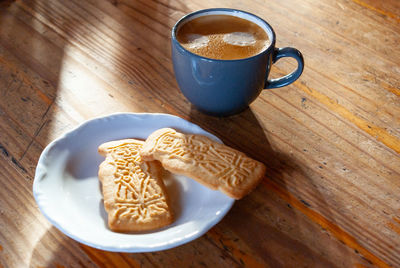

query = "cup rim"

[{"left": 171, "top": 8, "right": 276, "bottom": 62}]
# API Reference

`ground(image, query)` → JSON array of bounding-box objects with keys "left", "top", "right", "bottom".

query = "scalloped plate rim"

[{"left": 33, "top": 112, "right": 235, "bottom": 252}]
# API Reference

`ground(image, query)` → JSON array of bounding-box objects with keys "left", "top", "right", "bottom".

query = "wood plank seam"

[
  {"left": 303, "top": 65, "right": 399, "bottom": 124},
  {"left": 205, "top": 228, "right": 266, "bottom": 267},
  {"left": 255, "top": 0, "right": 400, "bottom": 67},
  {"left": 293, "top": 81, "right": 400, "bottom": 155},
  {"left": 0, "top": 56, "right": 54, "bottom": 162},
  {"left": 79, "top": 245, "right": 141, "bottom": 268},
  {"left": 262, "top": 178, "right": 391, "bottom": 268},
  {"left": 252, "top": 119, "right": 400, "bottom": 264},
  {"left": 266, "top": 90, "right": 400, "bottom": 179},
  {"left": 273, "top": 61, "right": 399, "bottom": 130},
  {"left": 4, "top": 4, "right": 177, "bottom": 121},
  {"left": 20, "top": 0, "right": 176, "bottom": 89},
  {"left": 263, "top": 92, "right": 400, "bottom": 213},
  {"left": 0, "top": 105, "right": 33, "bottom": 173},
  {"left": 351, "top": 0, "right": 400, "bottom": 23},
  {"left": 101, "top": 0, "right": 170, "bottom": 38},
  {"left": 19, "top": 117, "right": 50, "bottom": 162},
  {"left": 81, "top": 0, "right": 177, "bottom": 78}
]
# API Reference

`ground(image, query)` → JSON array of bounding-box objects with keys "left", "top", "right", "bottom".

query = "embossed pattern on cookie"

[
  {"left": 98, "top": 139, "right": 173, "bottom": 232},
  {"left": 141, "top": 128, "right": 266, "bottom": 199}
]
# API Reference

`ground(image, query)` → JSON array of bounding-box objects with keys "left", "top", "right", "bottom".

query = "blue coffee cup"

[{"left": 171, "top": 8, "right": 304, "bottom": 116}]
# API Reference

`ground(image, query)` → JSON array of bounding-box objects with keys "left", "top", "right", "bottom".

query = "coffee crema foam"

[{"left": 177, "top": 15, "right": 270, "bottom": 60}]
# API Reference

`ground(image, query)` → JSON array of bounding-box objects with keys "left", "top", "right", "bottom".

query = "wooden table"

[{"left": 0, "top": 0, "right": 399, "bottom": 267}]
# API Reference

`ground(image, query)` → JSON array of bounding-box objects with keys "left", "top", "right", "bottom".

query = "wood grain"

[{"left": 0, "top": 0, "right": 399, "bottom": 267}]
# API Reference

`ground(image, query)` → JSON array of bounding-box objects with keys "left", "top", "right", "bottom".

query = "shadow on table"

[
  {"left": 1, "top": 0, "right": 355, "bottom": 266},
  {"left": 188, "top": 105, "right": 351, "bottom": 266},
  {"left": 29, "top": 106, "right": 348, "bottom": 267}
]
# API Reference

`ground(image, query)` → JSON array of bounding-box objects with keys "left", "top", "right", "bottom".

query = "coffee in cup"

[
  {"left": 176, "top": 15, "right": 270, "bottom": 60},
  {"left": 172, "top": 9, "right": 304, "bottom": 116}
]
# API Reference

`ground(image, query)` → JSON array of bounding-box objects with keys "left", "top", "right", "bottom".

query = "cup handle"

[{"left": 264, "top": 47, "right": 304, "bottom": 89}]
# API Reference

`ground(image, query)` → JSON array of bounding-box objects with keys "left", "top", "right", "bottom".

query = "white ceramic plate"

[{"left": 33, "top": 113, "right": 234, "bottom": 252}]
